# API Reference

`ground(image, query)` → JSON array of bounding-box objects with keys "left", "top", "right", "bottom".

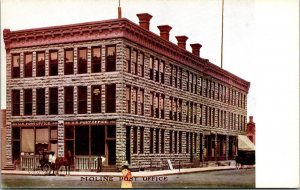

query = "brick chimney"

[
  {"left": 136, "top": 13, "right": 153, "bottom": 31},
  {"left": 249, "top": 116, "right": 253, "bottom": 123},
  {"left": 175, "top": 36, "right": 188, "bottom": 49},
  {"left": 190, "top": 43, "right": 202, "bottom": 57},
  {"left": 157, "top": 25, "right": 172, "bottom": 41}
]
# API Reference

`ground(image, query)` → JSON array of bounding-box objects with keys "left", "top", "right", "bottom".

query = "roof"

[{"left": 3, "top": 17, "right": 250, "bottom": 92}]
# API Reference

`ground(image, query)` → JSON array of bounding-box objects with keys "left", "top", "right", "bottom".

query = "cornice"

[{"left": 3, "top": 18, "right": 250, "bottom": 93}]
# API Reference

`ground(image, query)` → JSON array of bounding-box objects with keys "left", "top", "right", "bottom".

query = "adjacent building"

[
  {"left": 3, "top": 12, "right": 250, "bottom": 171},
  {"left": 247, "top": 116, "right": 255, "bottom": 145}
]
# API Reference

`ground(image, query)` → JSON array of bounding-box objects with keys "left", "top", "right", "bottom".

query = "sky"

[{"left": 0, "top": 0, "right": 299, "bottom": 188}]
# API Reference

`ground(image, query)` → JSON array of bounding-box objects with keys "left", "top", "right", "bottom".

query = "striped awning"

[{"left": 238, "top": 135, "right": 255, "bottom": 151}]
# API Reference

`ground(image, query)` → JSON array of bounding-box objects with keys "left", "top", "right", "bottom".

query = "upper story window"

[
  {"left": 132, "top": 50, "right": 138, "bottom": 75},
  {"left": 92, "top": 47, "right": 101, "bottom": 73},
  {"left": 160, "top": 61, "right": 165, "bottom": 84},
  {"left": 49, "top": 51, "right": 58, "bottom": 76},
  {"left": 155, "top": 93, "right": 159, "bottom": 118},
  {"left": 12, "top": 54, "right": 20, "bottom": 78},
  {"left": 49, "top": 88, "right": 58, "bottom": 115},
  {"left": 132, "top": 87, "right": 138, "bottom": 114},
  {"left": 64, "top": 49, "right": 74, "bottom": 75},
  {"left": 78, "top": 86, "right": 87, "bottom": 114},
  {"left": 138, "top": 52, "right": 144, "bottom": 77},
  {"left": 190, "top": 73, "right": 193, "bottom": 93},
  {"left": 179, "top": 68, "right": 182, "bottom": 89},
  {"left": 36, "top": 52, "right": 45, "bottom": 77},
  {"left": 36, "top": 88, "right": 45, "bottom": 115},
  {"left": 140, "top": 127, "right": 144, "bottom": 153},
  {"left": 186, "top": 71, "right": 190, "bottom": 92},
  {"left": 125, "top": 47, "right": 131, "bottom": 73},
  {"left": 64, "top": 87, "right": 74, "bottom": 114},
  {"left": 24, "top": 53, "right": 32, "bottom": 77},
  {"left": 170, "top": 64, "right": 173, "bottom": 86},
  {"left": 174, "top": 66, "right": 178, "bottom": 88},
  {"left": 193, "top": 74, "right": 197, "bottom": 94},
  {"left": 106, "top": 84, "right": 116, "bottom": 113},
  {"left": 154, "top": 59, "right": 159, "bottom": 82},
  {"left": 150, "top": 92, "right": 154, "bottom": 117},
  {"left": 126, "top": 86, "right": 131, "bottom": 113},
  {"left": 169, "top": 97, "right": 173, "bottom": 120},
  {"left": 24, "top": 89, "right": 32, "bottom": 115},
  {"left": 160, "top": 94, "right": 165, "bottom": 119},
  {"left": 178, "top": 99, "right": 182, "bottom": 122},
  {"left": 78, "top": 48, "right": 87, "bottom": 74},
  {"left": 139, "top": 89, "right": 144, "bottom": 115},
  {"left": 199, "top": 76, "right": 202, "bottom": 96},
  {"left": 149, "top": 56, "right": 154, "bottom": 80},
  {"left": 106, "top": 45, "right": 116, "bottom": 72},
  {"left": 91, "top": 85, "right": 101, "bottom": 113},
  {"left": 12, "top": 90, "right": 20, "bottom": 116}
]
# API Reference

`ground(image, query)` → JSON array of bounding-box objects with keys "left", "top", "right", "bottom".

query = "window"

[
  {"left": 169, "top": 97, "right": 173, "bottom": 120},
  {"left": 170, "top": 64, "right": 173, "bottom": 86},
  {"left": 24, "top": 89, "right": 32, "bottom": 115},
  {"left": 126, "top": 86, "right": 131, "bottom": 113},
  {"left": 186, "top": 71, "right": 189, "bottom": 92},
  {"left": 37, "top": 52, "right": 45, "bottom": 77},
  {"left": 140, "top": 127, "right": 144, "bottom": 153},
  {"left": 186, "top": 101, "right": 189, "bottom": 122},
  {"left": 132, "top": 50, "right": 138, "bottom": 75},
  {"left": 174, "top": 66, "right": 178, "bottom": 88},
  {"left": 64, "top": 87, "right": 74, "bottom": 114},
  {"left": 24, "top": 53, "right": 32, "bottom": 77},
  {"left": 212, "top": 108, "right": 215, "bottom": 127},
  {"left": 150, "top": 56, "right": 154, "bottom": 80},
  {"left": 179, "top": 131, "right": 182, "bottom": 153},
  {"left": 179, "top": 68, "right": 182, "bottom": 89},
  {"left": 155, "top": 93, "right": 159, "bottom": 118},
  {"left": 132, "top": 87, "right": 137, "bottom": 114},
  {"left": 220, "top": 85, "right": 223, "bottom": 102},
  {"left": 49, "top": 88, "right": 58, "bottom": 115},
  {"left": 106, "top": 45, "right": 116, "bottom": 72},
  {"left": 205, "top": 106, "right": 208, "bottom": 126},
  {"left": 78, "top": 86, "right": 87, "bottom": 114},
  {"left": 212, "top": 82, "right": 215, "bottom": 99},
  {"left": 78, "top": 48, "right": 87, "bottom": 74},
  {"left": 179, "top": 99, "right": 182, "bottom": 122},
  {"left": 161, "top": 129, "right": 165, "bottom": 153},
  {"left": 91, "top": 85, "right": 101, "bottom": 113},
  {"left": 125, "top": 47, "right": 131, "bottom": 73},
  {"left": 200, "top": 104, "right": 203, "bottom": 125},
  {"left": 150, "top": 128, "right": 154, "bottom": 154},
  {"left": 154, "top": 59, "right": 159, "bottom": 82},
  {"left": 139, "top": 89, "right": 144, "bottom": 115},
  {"left": 106, "top": 84, "right": 116, "bottom": 113},
  {"left": 223, "top": 86, "right": 226, "bottom": 103},
  {"left": 160, "top": 61, "right": 165, "bottom": 84},
  {"left": 150, "top": 92, "right": 154, "bottom": 117},
  {"left": 174, "top": 131, "right": 178, "bottom": 153},
  {"left": 190, "top": 73, "right": 193, "bottom": 93},
  {"left": 36, "top": 88, "right": 45, "bottom": 115},
  {"left": 49, "top": 51, "right": 58, "bottom": 76},
  {"left": 92, "top": 47, "right": 101, "bottom": 73},
  {"left": 133, "top": 127, "right": 137, "bottom": 154},
  {"left": 194, "top": 75, "right": 197, "bottom": 94},
  {"left": 155, "top": 128, "right": 159, "bottom": 153},
  {"left": 194, "top": 133, "right": 197, "bottom": 153},
  {"left": 186, "top": 132, "right": 189, "bottom": 153},
  {"left": 204, "top": 79, "right": 208, "bottom": 97},
  {"left": 12, "top": 90, "right": 20, "bottom": 116},
  {"left": 194, "top": 103, "right": 197, "bottom": 124},
  {"left": 190, "top": 102, "right": 193, "bottom": 123},
  {"left": 138, "top": 52, "right": 144, "bottom": 77},
  {"left": 12, "top": 127, "right": 20, "bottom": 162},
  {"left": 169, "top": 130, "right": 173, "bottom": 153},
  {"left": 207, "top": 80, "right": 211, "bottom": 98},
  {"left": 64, "top": 49, "right": 74, "bottom": 75},
  {"left": 199, "top": 76, "right": 202, "bottom": 96},
  {"left": 12, "top": 54, "right": 20, "bottom": 78},
  {"left": 160, "top": 94, "right": 164, "bottom": 119}
]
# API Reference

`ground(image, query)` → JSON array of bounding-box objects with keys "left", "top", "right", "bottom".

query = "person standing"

[{"left": 96, "top": 155, "right": 106, "bottom": 172}]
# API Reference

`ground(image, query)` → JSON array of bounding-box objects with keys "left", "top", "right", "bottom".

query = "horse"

[{"left": 51, "top": 151, "right": 73, "bottom": 176}]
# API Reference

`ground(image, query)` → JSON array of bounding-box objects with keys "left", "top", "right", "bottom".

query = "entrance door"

[
  {"left": 106, "top": 125, "right": 116, "bottom": 165},
  {"left": 126, "top": 126, "right": 131, "bottom": 163},
  {"left": 91, "top": 126, "right": 105, "bottom": 156}
]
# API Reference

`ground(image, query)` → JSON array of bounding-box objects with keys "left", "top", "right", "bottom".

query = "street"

[{"left": 1, "top": 168, "right": 255, "bottom": 188}]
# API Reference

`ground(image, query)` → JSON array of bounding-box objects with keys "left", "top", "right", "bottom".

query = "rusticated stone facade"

[{"left": 3, "top": 13, "right": 250, "bottom": 171}]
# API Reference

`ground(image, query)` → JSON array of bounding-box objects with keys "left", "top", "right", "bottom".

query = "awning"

[{"left": 238, "top": 135, "right": 255, "bottom": 151}]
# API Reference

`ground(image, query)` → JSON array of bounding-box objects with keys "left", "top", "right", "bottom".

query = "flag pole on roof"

[
  {"left": 221, "top": 0, "right": 224, "bottom": 69},
  {"left": 118, "top": 0, "right": 122, "bottom": 19}
]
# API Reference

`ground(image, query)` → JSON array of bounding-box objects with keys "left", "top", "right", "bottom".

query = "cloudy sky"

[{"left": 1, "top": 0, "right": 299, "bottom": 187}]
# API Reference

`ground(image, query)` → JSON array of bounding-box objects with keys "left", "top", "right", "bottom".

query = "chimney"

[
  {"left": 249, "top": 116, "right": 253, "bottom": 123},
  {"left": 190, "top": 43, "right": 202, "bottom": 57},
  {"left": 136, "top": 13, "right": 153, "bottom": 31},
  {"left": 157, "top": 25, "right": 172, "bottom": 41},
  {"left": 175, "top": 36, "right": 188, "bottom": 49}
]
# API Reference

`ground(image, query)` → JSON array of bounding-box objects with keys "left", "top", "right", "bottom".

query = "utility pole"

[{"left": 221, "top": 0, "right": 224, "bottom": 69}]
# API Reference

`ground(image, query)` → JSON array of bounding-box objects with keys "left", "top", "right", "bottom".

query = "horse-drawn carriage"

[
  {"left": 35, "top": 150, "right": 73, "bottom": 175},
  {"left": 235, "top": 135, "right": 255, "bottom": 169}
]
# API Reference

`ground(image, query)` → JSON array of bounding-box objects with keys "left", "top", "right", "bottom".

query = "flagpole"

[
  {"left": 118, "top": 0, "right": 122, "bottom": 19},
  {"left": 221, "top": 0, "right": 224, "bottom": 69}
]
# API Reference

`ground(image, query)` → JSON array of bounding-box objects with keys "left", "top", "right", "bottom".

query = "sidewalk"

[{"left": 1, "top": 165, "right": 254, "bottom": 177}]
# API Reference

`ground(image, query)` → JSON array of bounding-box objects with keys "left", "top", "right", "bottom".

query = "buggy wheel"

[
  {"left": 58, "top": 166, "right": 66, "bottom": 176},
  {"left": 43, "top": 163, "right": 51, "bottom": 175}
]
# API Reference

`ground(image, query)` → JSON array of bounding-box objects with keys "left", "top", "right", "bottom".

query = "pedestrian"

[
  {"left": 121, "top": 161, "right": 133, "bottom": 188},
  {"left": 49, "top": 151, "right": 56, "bottom": 174},
  {"left": 95, "top": 155, "right": 106, "bottom": 172}
]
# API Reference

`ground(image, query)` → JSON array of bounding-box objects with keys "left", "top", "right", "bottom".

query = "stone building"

[{"left": 3, "top": 12, "right": 250, "bottom": 171}]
